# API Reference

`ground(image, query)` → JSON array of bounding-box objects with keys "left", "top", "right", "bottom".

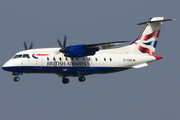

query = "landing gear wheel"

[
  {"left": 14, "top": 77, "right": 20, "bottom": 82},
  {"left": 79, "top": 76, "right": 86, "bottom": 82},
  {"left": 62, "top": 78, "right": 69, "bottom": 84}
]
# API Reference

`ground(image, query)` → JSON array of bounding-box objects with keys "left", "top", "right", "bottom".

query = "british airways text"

[{"left": 47, "top": 61, "right": 86, "bottom": 66}]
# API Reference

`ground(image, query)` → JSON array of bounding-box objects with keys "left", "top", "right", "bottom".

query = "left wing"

[
  {"left": 58, "top": 40, "right": 130, "bottom": 57},
  {"left": 83, "top": 41, "right": 130, "bottom": 49}
]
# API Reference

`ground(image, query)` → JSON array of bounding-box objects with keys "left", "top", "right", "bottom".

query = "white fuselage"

[{"left": 2, "top": 47, "right": 157, "bottom": 77}]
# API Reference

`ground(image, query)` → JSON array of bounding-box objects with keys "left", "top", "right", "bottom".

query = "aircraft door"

[
  {"left": 88, "top": 56, "right": 93, "bottom": 65},
  {"left": 35, "top": 53, "right": 43, "bottom": 69}
]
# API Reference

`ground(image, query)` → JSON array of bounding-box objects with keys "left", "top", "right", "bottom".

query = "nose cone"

[
  {"left": 2, "top": 59, "right": 14, "bottom": 72},
  {"left": 2, "top": 58, "right": 22, "bottom": 72},
  {"left": 2, "top": 62, "right": 9, "bottom": 71}
]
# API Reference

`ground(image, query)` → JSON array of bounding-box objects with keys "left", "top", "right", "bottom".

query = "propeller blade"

[
  {"left": 24, "top": 41, "right": 27, "bottom": 50},
  {"left": 57, "top": 38, "right": 63, "bottom": 48},
  {"left": 29, "top": 42, "right": 33, "bottom": 49},
  {"left": 57, "top": 36, "right": 67, "bottom": 53},
  {"left": 63, "top": 35, "right": 66, "bottom": 48}
]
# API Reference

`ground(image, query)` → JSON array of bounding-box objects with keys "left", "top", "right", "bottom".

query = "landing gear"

[
  {"left": 62, "top": 77, "right": 69, "bottom": 84},
  {"left": 12, "top": 72, "right": 20, "bottom": 82},
  {"left": 76, "top": 71, "right": 86, "bottom": 82},
  {"left": 61, "top": 75, "right": 86, "bottom": 84},
  {"left": 14, "top": 76, "right": 20, "bottom": 82},
  {"left": 79, "top": 76, "right": 86, "bottom": 82}
]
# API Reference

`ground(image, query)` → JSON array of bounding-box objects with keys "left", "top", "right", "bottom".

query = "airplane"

[{"left": 2, "top": 17, "right": 175, "bottom": 84}]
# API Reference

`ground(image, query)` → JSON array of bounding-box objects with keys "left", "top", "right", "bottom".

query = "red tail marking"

[{"left": 154, "top": 56, "right": 163, "bottom": 60}]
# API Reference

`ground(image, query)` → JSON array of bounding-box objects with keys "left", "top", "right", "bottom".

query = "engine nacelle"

[{"left": 65, "top": 45, "right": 99, "bottom": 57}]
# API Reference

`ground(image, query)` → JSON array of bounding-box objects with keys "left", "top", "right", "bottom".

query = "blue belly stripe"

[{"left": 2, "top": 66, "right": 129, "bottom": 76}]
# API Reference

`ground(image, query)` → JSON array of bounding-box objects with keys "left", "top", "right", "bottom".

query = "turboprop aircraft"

[{"left": 2, "top": 17, "right": 175, "bottom": 84}]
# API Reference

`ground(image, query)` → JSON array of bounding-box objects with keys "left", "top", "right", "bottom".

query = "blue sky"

[{"left": 0, "top": 0, "right": 180, "bottom": 120}]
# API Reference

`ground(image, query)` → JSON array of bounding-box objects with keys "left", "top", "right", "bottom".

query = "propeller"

[
  {"left": 24, "top": 41, "right": 33, "bottom": 50},
  {"left": 57, "top": 35, "right": 67, "bottom": 53}
]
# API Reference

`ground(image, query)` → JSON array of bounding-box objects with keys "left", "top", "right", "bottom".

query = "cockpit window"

[
  {"left": 23, "top": 54, "right": 30, "bottom": 58},
  {"left": 13, "top": 54, "right": 30, "bottom": 59},
  {"left": 13, "top": 54, "right": 22, "bottom": 59}
]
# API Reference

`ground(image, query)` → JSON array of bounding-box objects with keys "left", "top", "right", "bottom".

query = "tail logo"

[
  {"left": 135, "top": 30, "right": 161, "bottom": 56},
  {"left": 139, "top": 30, "right": 160, "bottom": 41}
]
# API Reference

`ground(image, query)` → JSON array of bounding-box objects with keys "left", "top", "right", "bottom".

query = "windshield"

[
  {"left": 13, "top": 54, "right": 22, "bottom": 59},
  {"left": 13, "top": 54, "right": 30, "bottom": 59},
  {"left": 23, "top": 54, "right": 30, "bottom": 58}
]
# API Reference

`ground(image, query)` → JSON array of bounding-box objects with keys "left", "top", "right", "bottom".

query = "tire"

[
  {"left": 62, "top": 78, "right": 69, "bottom": 84},
  {"left": 14, "top": 77, "right": 20, "bottom": 82},
  {"left": 79, "top": 76, "right": 86, "bottom": 82}
]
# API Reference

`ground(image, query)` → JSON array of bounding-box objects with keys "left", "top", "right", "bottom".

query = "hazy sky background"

[{"left": 0, "top": 0, "right": 180, "bottom": 120}]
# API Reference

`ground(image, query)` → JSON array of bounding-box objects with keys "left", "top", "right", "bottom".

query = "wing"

[
  {"left": 62, "top": 41, "right": 130, "bottom": 57},
  {"left": 83, "top": 41, "right": 130, "bottom": 49}
]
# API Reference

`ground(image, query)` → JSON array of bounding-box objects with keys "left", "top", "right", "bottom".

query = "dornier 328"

[{"left": 2, "top": 17, "right": 175, "bottom": 84}]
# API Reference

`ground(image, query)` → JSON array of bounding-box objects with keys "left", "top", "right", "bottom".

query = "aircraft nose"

[
  {"left": 2, "top": 61, "right": 11, "bottom": 72},
  {"left": 2, "top": 63, "right": 8, "bottom": 71},
  {"left": 2, "top": 59, "right": 20, "bottom": 72}
]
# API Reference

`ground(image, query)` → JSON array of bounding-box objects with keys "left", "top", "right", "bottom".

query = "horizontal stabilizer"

[{"left": 137, "top": 18, "right": 176, "bottom": 25}]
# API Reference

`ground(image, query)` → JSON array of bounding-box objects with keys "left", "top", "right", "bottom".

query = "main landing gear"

[
  {"left": 62, "top": 76, "right": 69, "bottom": 84},
  {"left": 77, "top": 71, "right": 86, "bottom": 82},
  {"left": 79, "top": 76, "right": 86, "bottom": 82},
  {"left": 61, "top": 70, "right": 86, "bottom": 84},
  {"left": 62, "top": 75, "right": 86, "bottom": 84}
]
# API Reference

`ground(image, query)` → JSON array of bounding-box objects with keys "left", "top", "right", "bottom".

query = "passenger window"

[
  {"left": 13, "top": 54, "right": 22, "bottom": 59},
  {"left": 104, "top": 58, "right": 106, "bottom": 61},
  {"left": 65, "top": 58, "right": 67, "bottom": 61},
  {"left": 23, "top": 54, "right": 30, "bottom": 58},
  {"left": 95, "top": 58, "right": 98, "bottom": 61},
  {"left": 53, "top": 57, "right": 56, "bottom": 61},
  {"left": 71, "top": 57, "right": 74, "bottom": 60},
  {"left": 110, "top": 58, "right": 112, "bottom": 61},
  {"left": 47, "top": 57, "right": 49, "bottom": 61},
  {"left": 59, "top": 57, "right": 61, "bottom": 61}
]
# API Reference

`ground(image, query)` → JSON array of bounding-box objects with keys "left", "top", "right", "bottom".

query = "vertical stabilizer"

[{"left": 131, "top": 17, "right": 175, "bottom": 55}]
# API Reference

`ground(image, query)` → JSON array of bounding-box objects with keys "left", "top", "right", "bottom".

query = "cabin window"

[
  {"left": 23, "top": 54, "right": 30, "bottom": 58},
  {"left": 110, "top": 58, "right": 112, "bottom": 61},
  {"left": 95, "top": 58, "right": 98, "bottom": 61},
  {"left": 13, "top": 54, "right": 22, "bottom": 59},
  {"left": 59, "top": 57, "right": 61, "bottom": 61},
  {"left": 53, "top": 57, "right": 56, "bottom": 61},
  {"left": 71, "top": 57, "right": 74, "bottom": 60},
  {"left": 47, "top": 57, "right": 49, "bottom": 61},
  {"left": 65, "top": 57, "right": 67, "bottom": 61},
  {"left": 104, "top": 58, "right": 106, "bottom": 61}
]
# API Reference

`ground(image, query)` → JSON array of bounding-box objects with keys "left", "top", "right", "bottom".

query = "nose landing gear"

[
  {"left": 12, "top": 72, "right": 21, "bottom": 82},
  {"left": 14, "top": 76, "right": 20, "bottom": 82}
]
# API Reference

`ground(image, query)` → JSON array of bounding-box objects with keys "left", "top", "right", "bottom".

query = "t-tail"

[{"left": 131, "top": 17, "right": 175, "bottom": 56}]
